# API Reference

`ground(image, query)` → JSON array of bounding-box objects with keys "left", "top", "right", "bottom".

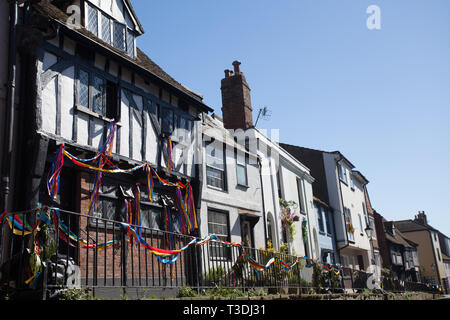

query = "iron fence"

[{"left": 0, "top": 208, "right": 443, "bottom": 299}]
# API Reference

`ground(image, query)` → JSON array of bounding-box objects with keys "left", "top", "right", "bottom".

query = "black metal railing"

[{"left": 0, "top": 208, "right": 444, "bottom": 298}]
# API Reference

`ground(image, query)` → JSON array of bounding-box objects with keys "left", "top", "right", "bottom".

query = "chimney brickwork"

[
  {"left": 414, "top": 211, "right": 428, "bottom": 225},
  {"left": 221, "top": 61, "right": 253, "bottom": 130}
]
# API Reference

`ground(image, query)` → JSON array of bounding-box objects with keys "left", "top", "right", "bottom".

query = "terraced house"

[
  {"left": 216, "top": 61, "right": 319, "bottom": 259},
  {"left": 280, "top": 146, "right": 377, "bottom": 279},
  {"left": 394, "top": 212, "right": 447, "bottom": 287}
]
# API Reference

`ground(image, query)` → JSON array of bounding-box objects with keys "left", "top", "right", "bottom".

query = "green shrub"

[
  {"left": 177, "top": 285, "right": 198, "bottom": 298},
  {"left": 206, "top": 285, "right": 245, "bottom": 298},
  {"left": 58, "top": 288, "right": 98, "bottom": 300},
  {"left": 203, "top": 266, "right": 227, "bottom": 283}
]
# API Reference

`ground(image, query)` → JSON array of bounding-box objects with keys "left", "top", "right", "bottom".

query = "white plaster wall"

[
  {"left": 144, "top": 109, "right": 158, "bottom": 165},
  {"left": 249, "top": 129, "right": 317, "bottom": 258},
  {"left": 60, "top": 67, "right": 75, "bottom": 141},
  {"left": 339, "top": 173, "right": 371, "bottom": 251},
  {"left": 91, "top": 118, "right": 104, "bottom": 150},
  {"left": 77, "top": 113, "right": 89, "bottom": 146},
  {"left": 131, "top": 94, "right": 143, "bottom": 161},
  {"left": 200, "top": 116, "right": 264, "bottom": 249},
  {"left": 41, "top": 76, "right": 58, "bottom": 134},
  {"left": 119, "top": 89, "right": 130, "bottom": 158}
]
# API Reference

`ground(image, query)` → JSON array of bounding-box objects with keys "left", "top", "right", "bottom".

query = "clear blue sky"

[{"left": 132, "top": 0, "right": 450, "bottom": 236}]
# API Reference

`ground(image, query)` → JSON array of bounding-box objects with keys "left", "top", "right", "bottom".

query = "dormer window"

[
  {"left": 85, "top": 2, "right": 136, "bottom": 59},
  {"left": 101, "top": 13, "right": 111, "bottom": 44},
  {"left": 113, "top": 21, "right": 126, "bottom": 51},
  {"left": 86, "top": 3, "right": 98, "bottom": 36}
]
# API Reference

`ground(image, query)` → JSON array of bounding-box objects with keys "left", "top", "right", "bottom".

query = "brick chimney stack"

[
  {"left": 221, "top": 61, "right": 253, "bottom": 130},
  {"left": 414, "top": 211, "right": 428, "bottom": 225}
]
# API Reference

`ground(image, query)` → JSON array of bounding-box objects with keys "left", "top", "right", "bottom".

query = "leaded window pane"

[
  {"left": 113, "top": 22, "right": 126, "bottom": 51},
  {"left": 92, "top": 76, "right": 105, "bottom": 115},
  {"left": 127, "top": 29, "right": 135, "bottom": 58},
  {"left": 141, "top": 205, "right": 163, "bottom": 230},
  {"left": 79, "top": 69, "right": 89, "bottom": 108},
  {"left": 162, "top": 108, "right": 174, "bottom": 134},
  {"left": 98, "top": 198, "right": 117, "bottom": 221},
  {"left": 101, "top": 14, "right": 111, "bottom": 45},
  {"left": 87, "top": 4, "right": 98, "bottom": 36}
]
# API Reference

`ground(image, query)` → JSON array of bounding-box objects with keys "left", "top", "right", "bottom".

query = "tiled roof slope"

[{"left": 394, "top": 220, "right": 438, "bottom": 233}]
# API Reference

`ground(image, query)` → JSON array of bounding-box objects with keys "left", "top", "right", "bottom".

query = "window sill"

[
  {"left": 75, "top": 104, "right": 120, "bottom": 124},
  {"left": 140, "top": 200, "right": 162, "bottom": 208},
  {"left": 207, "top": 185, "right": 228, "bottom": 193},
  {"left": 237, "top": 183, "right": 250, "bottom": 189}
]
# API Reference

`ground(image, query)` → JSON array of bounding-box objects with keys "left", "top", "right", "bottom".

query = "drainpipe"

[
  {"left": 0, "top": 0, "right": 18, "bottom": 266},
  {"left": 257, "top": 156, "right": 268, "bottom": 249},
  {"left": 2, "top": 0, "right": 18, "bottom": 216}
]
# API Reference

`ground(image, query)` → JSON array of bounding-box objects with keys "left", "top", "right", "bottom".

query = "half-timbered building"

[{"left": 1, "top": 0, "right": 212, "bottom": 295}]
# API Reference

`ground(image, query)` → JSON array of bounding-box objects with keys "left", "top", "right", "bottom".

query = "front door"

[
  {"left": 241, "top": 220, "right": 253, "bottom": 249},
  {"left": 357, "top": 255, "right": 365, "bottom": 271}
]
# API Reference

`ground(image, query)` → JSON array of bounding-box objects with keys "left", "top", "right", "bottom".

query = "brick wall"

[{"left": 221, "top": 70, "right": 253, "bottom": 130}]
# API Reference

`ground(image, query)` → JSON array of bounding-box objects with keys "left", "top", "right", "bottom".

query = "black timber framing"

[{"left": 43, "top": 19, "right": 212, "bottom": 113}]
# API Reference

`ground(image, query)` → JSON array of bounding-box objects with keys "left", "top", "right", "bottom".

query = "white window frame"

[
  {"left": 344, "top": 207, "right": 354, "bottom": 242},
  {"left": 296, "top": 177, "right": 307, "bottom": 214},
  {"left": 207, "top": 209, "right": 231, "bottom": 261},
  {"left": 206, "top": 141, "right": 226, "bottom": 191},
  {"left": 337, "top": 163, "right": 348, "bottom": 184},
  {"left": 235, "top": 151, "right": 248, "bottom": 187}
]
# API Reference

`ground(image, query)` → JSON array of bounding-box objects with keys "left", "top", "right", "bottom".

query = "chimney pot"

[
  {"left": 232, "top": 60, "right": 241, "bottom": 74},
  {"left": 224, "top": 69, "right": 231, "bottom": 78}
]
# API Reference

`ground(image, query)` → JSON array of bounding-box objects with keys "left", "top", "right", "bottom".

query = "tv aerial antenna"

[{"left": 255, "top": 106, "right": 271, "bottom": 127}]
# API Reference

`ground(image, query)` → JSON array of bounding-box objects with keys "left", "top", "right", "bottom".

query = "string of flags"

[
  {"left": 0, "top": 204, "right": 345, "bottom": 289},
  {"left": 45, "top": 121, "right": 197, "bottom": 235},
  {"left": 1, "top": 206, "right": 444, "bottom": 294}
]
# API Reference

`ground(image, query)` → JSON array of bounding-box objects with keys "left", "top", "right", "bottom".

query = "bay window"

[{"left": 85, "top": 2, "right": 136, "bottom": 59}]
